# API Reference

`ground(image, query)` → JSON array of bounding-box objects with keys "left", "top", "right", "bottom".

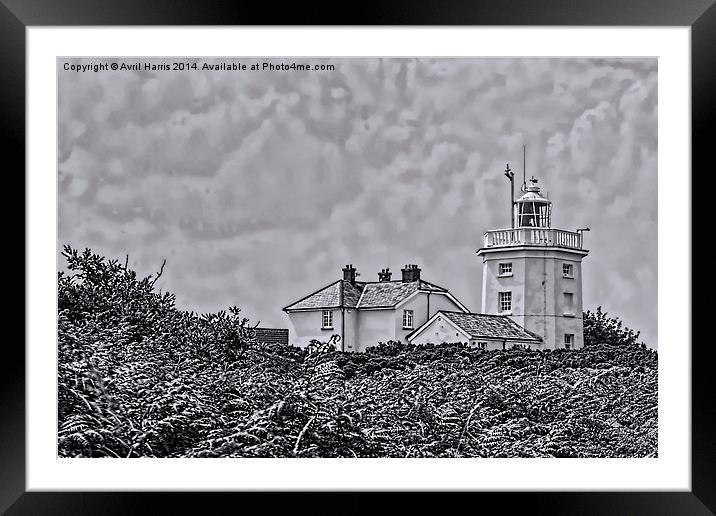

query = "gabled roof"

[
  {"left": 283, "top": 280, "right": 365, "bottom": 311},
  {"left": 283, "top": 278, "right": 459, "bottom": 312},
  {"left": 408, "top": 311, "right": 542, "bottom": 342}
]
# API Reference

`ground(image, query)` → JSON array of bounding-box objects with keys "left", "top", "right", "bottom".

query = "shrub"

[{"left": 583, "top": 306, "right": 644, "bottom": 347}]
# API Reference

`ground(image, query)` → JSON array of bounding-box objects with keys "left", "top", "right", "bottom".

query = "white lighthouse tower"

[{"left": 477, "top": 169, "right": 589, "bottom": 350}]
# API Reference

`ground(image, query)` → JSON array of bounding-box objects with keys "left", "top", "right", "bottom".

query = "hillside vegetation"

[{"left": 58, "top": 247, "right": 657, "bottom": 458}]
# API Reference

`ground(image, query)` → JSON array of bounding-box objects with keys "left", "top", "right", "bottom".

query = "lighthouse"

[{"left": 477, "top": 172, "right": 589, "bottom": 350}]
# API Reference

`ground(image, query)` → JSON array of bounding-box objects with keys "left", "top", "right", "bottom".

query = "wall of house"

[
  {"left": 479, "top": 247, "right": 586, "bottom": 349},
  {"left": 429, "top": 293, "right": 467, "bottom": 318},
  {"left": 355, "top": 309, "right": 396, "bottom": 352},
  {"left": 409, "top": 315, "right": 469, "bottom": 346},
  {"left": 394, "top": 292, "right": 467, "bottom": 344},
  {"left": 287, "top": 310, "right": 344, "bottom": 349},
  {"left": 343, "top": 308, "right": 359, "bottom": 352}
]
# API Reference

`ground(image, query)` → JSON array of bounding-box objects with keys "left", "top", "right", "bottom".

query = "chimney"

[
  {"left": 378, "top": 267, "right": 392, "bottom": 282},
  {"left": 401, "top": 264, "right": 421, "bottom": 283},
  {"left": 342, "top": 264, "right": 357, "bottom": 284}
]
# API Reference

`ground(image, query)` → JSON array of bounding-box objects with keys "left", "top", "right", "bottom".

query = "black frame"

[{"left": 5, "top": 0, "right": 711, "bottom": 513}]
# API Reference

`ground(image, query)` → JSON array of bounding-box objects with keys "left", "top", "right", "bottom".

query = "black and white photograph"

[{"left": 57, "top": 56, "right": 658, "bottom": 459}]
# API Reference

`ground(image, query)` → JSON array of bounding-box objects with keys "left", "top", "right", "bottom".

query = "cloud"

[{"left": 58, "top": 57, "right": 658, "bottom": 346}]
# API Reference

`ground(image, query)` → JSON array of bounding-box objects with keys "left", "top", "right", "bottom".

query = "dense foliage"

[
  {"left": 58, "top": 246, "right": 657, "bottom": 458},
  {"left": 583, "top": 306, "right": 644, "bottom": 347}
]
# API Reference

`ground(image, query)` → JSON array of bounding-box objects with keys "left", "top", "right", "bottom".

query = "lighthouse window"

[
  {"left": 498, "top": 291, "right": 512, "bottom": 313},
  {"left": 563, "top": 263, "right": 574, "bottom": 278},
  {"left": 563, "top": 293, "right": 574, "bottom": 315},
  {"left": 564, "top": 333, "right": 574, "bottom": 350},
  {"left": 519, "top": 203, "right": 537, "bottom": 227},
  {"left": 518, "top": 202, "right": 551, "bottom": 227},
  {"left": 498, "top": 262, "right": 513, "bottom": 276}
]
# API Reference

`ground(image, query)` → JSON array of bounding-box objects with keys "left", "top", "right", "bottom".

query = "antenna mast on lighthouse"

[
  {"left": 504, "top": 163, "right": 515, "bottom": 228},
  {"left": 522, "top": 144, "right": 527, "bottom": 192}
]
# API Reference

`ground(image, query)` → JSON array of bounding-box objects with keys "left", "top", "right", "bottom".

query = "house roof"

[
  {"left": 254, "top": 328, "right": 289, "bottom": 345},
  {"left": 356, "top": 280, "right": 446, "bottom": 309},
  {"left": 283, "top": 280, "right": 364, "bottom": 311},
  {"left": 283, "top": 279, "right": 452, "bottom": 312},
  {"left": 408, "top": 311, "right": 542, "bottom": 342}
]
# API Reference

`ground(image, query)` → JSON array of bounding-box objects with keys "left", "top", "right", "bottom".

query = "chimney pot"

[
  {"left": 342, "top": 264, "right": 357, "bottom": 284},
  {"left": 402, "top": 264, "right": 421, "bottom": 282},
  {"left": 378, "top": 267, "right": 392, "bottom": 282}
]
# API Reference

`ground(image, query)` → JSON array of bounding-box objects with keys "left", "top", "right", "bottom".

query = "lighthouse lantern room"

[{"left": 515, "top": 177, "right": 552, "bottom": 228}]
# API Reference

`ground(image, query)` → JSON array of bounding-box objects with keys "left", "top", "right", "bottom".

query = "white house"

[
  {"left": 407, "top": 310, "right": 542, "bottom": 350},
  {"left": 283, "top": 264, "right": 469, "bottom": 352}
]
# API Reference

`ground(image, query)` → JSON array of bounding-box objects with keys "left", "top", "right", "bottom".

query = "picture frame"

[{"left": 6, "top": 0, "right": 711, "bottom": 512}]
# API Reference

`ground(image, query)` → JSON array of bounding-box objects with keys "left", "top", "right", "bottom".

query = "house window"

[
  {"left": 498, "top": 291, "right": 512, "bottom": 313},
  {"left": 563, "top": 263, "right": 574, "bottom": 278},
  {"left": 563, "top": 292, "right": 574, "bottom": 314},
  {"left": 476, "top": 341, "right": 487, "bottom": 350},
  {"left": 403, "top": 309, "right": 414, "bottom": 329},
  {"left": 322, "top": 310, "right": 333, "bottom": 329},
  {"left": 498, "top": 262, "right": 513, "bottom": 276},
  {"left": 564, "top": 333, "right": 574, "bottom": 349}
]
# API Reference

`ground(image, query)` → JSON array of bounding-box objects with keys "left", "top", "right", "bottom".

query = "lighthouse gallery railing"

[{"left": 483, "top": 228, "right": 583, "bottom": 250}]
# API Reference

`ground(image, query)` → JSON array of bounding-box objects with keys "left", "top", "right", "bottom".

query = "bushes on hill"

[{"left": 58, "top": 246, "right": 657, "bottom": 458}]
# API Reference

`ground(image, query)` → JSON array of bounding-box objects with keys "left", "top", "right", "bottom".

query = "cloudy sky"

[{"left": 58, "top": 57, "right": 658, "bottom": 347}]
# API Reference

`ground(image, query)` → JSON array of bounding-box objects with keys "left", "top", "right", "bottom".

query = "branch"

[{"left": 150, "top": 258, "right": 167, "bottom": 286}]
